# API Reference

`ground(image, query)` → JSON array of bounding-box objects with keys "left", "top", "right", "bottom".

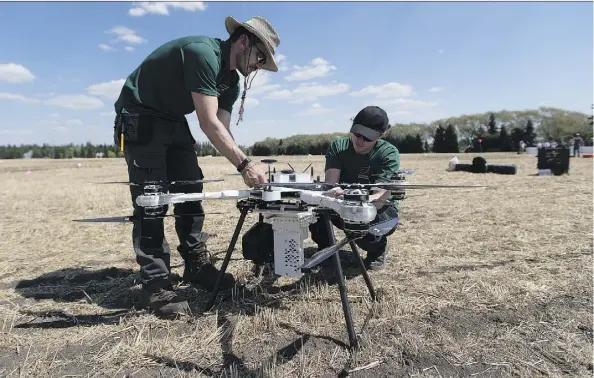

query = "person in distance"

[
  {"left": 112, "top": 16, "right": 280, "bottom": 317},
  {"left": 309, "top": 105, "right": 401, "bottom": 276}
]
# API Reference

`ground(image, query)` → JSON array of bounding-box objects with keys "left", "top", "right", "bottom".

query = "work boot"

[
  {"left": 142, "top": 281, "right": 190, "bottom": 318},
  {"left": 363, "top": 251, "right": 386, "bottom": 271},
  {"left": 179, "top": 245, "right": 236, "bottom": 291}
]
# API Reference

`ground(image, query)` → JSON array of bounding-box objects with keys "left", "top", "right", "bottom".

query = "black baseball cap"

[{"left": 349, "top": 106, "right": 389, "bottom": 141}]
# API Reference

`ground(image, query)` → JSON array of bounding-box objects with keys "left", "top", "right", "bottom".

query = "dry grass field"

[{"left": 0, "top": 152, "right": 592, "bottom": 377}]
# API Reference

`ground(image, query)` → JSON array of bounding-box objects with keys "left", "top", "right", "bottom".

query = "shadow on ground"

[{"left": 7, "top": 248, "right": 374, "bottom": 377}]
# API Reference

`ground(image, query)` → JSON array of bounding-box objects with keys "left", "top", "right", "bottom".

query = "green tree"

[
  {"left": 414, "top": 134, "right": 424, "bottom": 153},
  {"left": 444, "top": 124, "right": 460, "bottom": 153},
  {"left": 524, "top": 119, "right": 536, "bottom": 146},
  {"left": 432, "top": 125, "right": 446, "bottom": 153},
  {"left": 488, "top": 113, "right": 497, "bottom": 135},
  {"left": 499, "top": 126, "right": 511, "bottom": 151}
]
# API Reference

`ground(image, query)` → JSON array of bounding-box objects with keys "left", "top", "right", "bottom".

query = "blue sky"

[{"left": 0, "top": 1, "right": 592, "bottom": 146}]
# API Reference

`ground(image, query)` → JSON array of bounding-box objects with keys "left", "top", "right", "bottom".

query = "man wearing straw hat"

[{"left": 112, "top": 16, "right": 280, "bottom": 317}]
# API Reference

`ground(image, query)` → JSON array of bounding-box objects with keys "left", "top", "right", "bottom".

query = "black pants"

[
  {"left": 574, "top": 146, "right": 580, "bottom": 157},
  {"left": 309, "top": 205, "right": 398, "bottom": 259},
  {"left": 114, "top": 113, "right": 207, "bottom": 287}
]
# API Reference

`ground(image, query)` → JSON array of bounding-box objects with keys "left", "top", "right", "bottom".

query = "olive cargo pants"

[{"left": 114, "top": 111, "right": 207, "bottom": 288}]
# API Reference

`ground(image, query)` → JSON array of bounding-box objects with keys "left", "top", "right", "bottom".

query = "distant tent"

[{"left": 22, "top": 150, "right": 33, "bottom": 159}]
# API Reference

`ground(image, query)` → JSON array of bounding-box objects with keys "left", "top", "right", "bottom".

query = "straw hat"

[{"left": 225, "top": 16, "right": 280, "bottom": 72}]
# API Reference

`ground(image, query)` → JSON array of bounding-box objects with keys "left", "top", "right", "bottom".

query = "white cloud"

[
  {"left": 275, "top": 54, "right": 290, "bottom": 72},
  {"left": 285, "top": 58, "right": 337, "bottom": 81},
  {"left": 129, "top": 1, "right": 207, "bottom": 17},
  {"left": 428, "top": 86, "right": 444, "bottom": 93},
  {"left": 100, "top": 111, "right": 116, "bottom": 117},
  {"left": 366, "top": 98, "right": 443, "bottom": 110},
  {"left": 291, "top": 82, "right": 349, "bottom": 103},
  {"left": 350, "top": 82, "right": 414, "bottom": 99},
  {"left": 350, "top": 82, "right": 443, "bottom": 116},
  {"left": 87, "top": 79, "right": 125, "bottom": 101},
  {"left": 238, "top": 70, "right": 282, "bottom": 96},
  {"left": 37, "top": 118, "right": 86, "bottom": 131},
  {"left": 295, "top": 103, "right": 332, "bottom": 116},
  {"left": 264, "top": 89, "right": 292, "bottom": 100},
  {"left": 262, "top": 82, "right": 349, "bottom": 103},
  {"left": 99, "top": 44, "right": 115, "bottom": 51},
  {"left": 124, "top": 46, "right": 136, "bottom": 52},
  {"left": 44, "top": 95, "right": 104, "bottom": 110},
  {"left": 388, "top": 98, "right": 442, "bottom": 108},
  {"left": 0, "top": 129, "right": 33, "bottom": 135},
  {"left": 243, "top": 97, "right": 259, "bottom": 108},
  {"left": 0, "top": 92, "right": 40, "bottom": 103},
  {"left": 105, "top": 26, "right": 147, "bottom": 44},
  {"left": 0, "top": 63, "right": 35, "bottom": 83}
]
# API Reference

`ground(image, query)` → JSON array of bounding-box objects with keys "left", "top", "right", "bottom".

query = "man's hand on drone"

[
  {"left": 323, "top": 186, "right": 344, "bottom": 198},
  {"left": 241, "top": 162, "right": 267, "bottom": 187},
  {"left": 369, "top": 188, "right": 390, "bottom": 209}
]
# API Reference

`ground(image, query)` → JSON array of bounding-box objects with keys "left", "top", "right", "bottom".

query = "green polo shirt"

[
  {"left": 114, "top": 36, "right": 240, "bottom": 120},
  {"left": 325, "top": 136, "right": 401, "bottom": 210}
]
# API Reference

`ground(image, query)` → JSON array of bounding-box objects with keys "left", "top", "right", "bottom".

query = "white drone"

[{"left": 75, "top": 159, "right": 486, "bottom": 349}]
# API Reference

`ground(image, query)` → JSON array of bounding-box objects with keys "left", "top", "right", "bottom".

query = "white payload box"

[{"left": 271, "top": 171, "right": 314, "bottom": 184}]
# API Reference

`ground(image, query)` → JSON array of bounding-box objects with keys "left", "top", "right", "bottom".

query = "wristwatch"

[{"left": 236, "top": 158, "right": 252, "bottom": 173}]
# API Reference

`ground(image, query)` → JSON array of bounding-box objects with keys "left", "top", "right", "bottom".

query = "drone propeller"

[
  {"left": 256, "top": 182, "right": 488, "bottom": 190},
  {"left": 73, "top": 212, "right": 224, "bottom": 223},
  {"left": 96, "top": 178, "right": 224, "bottom": 186}
]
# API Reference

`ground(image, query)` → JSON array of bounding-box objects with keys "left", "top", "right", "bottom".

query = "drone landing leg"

[
  {"left": 348, "top": 241, "right": 376, "bottom": 301},
  {"left": 204, "top": 207, "right": 249, "bottom": 312},
  {"left": 322, "top": 211, "right": 359, "bottom": 350}
]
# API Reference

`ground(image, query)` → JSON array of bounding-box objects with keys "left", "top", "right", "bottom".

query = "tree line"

[
  {"left": 1, "top": 106, "right": 591, "bottom": 159},
  {"left": 0, "top": 141, "right": 249, "bottom": 160},
  {"left": 432, "top": 115, "right": 539, "bottom": 153}
]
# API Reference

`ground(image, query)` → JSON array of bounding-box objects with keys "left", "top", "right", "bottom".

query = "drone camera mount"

[{"left": 261, "top": 210, "right": 317, "bottom": 278}]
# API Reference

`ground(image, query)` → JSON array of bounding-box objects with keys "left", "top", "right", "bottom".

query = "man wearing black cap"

[{"left": 309, "top": 106, "right": 400, "bottom": 272}]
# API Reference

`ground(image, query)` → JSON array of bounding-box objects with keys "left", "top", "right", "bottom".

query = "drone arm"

[
  {"left": 301, "top": 236, "right": 351, "bottom": 272},
  {"left": 298, "top": 190, "right": 377, "bottom": 223},
  {"left": 135, "top": 190, "right": 253, "bottom": 207}
]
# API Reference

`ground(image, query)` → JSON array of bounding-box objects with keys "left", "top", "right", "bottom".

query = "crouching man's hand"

[
  {"left": 323, "top": 186, "right": 344, "bottom": 198},
  {"left": 369, "top": 188, "right": 390, "bottom": 209}
]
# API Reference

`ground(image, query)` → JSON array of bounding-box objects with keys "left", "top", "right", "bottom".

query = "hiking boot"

[
  {"left": 363, "top": 252, "right": 386, "bottom": 271},
  {"left": 143, "top": 281, "right": 190, "bottom": 317},
  {"left": 178, "top": 246, "right": 236, "bottom": 291}
]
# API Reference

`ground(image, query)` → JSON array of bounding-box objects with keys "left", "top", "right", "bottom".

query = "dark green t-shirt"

[
  {"left": 325, "top": 136, "right": 401, "bottom": 209},
  {"left": 114, "top": 36, "right": 240, "bottom": 120}
]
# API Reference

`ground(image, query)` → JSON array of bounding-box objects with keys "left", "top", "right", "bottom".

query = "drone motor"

[
  {"left": 341, "top": 188, "right": 374, "bottom": 236},
  {"left": 389, "top": 172, "right": 407, "bottom": 200},
  {"left": 142, "top": 183, "right": 166, "bottom": 216}
]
